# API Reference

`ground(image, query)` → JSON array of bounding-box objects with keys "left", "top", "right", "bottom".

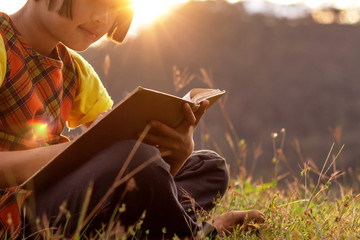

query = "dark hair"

[{"left": 35, "top": 0, "right": 134, "bottom": 43}]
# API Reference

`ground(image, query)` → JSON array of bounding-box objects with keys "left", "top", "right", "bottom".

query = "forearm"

[
  {"left": 0, "top": 142, "right": 71, "bottom": 188},
  {"left": 163, "top": 156, "right": 187, "bottom": 177}
]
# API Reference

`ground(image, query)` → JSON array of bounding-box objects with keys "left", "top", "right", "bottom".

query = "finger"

[
  {"left": 139, "top": 133, "right": 173, "bottom": 155},
  {"left": 193, "top": 100, "right": 209, "bottom": 125},
  {"left": 141, "top": 120, "right": 181, "bottom": 143},
  {"left": 141, "top": 132, "right": 177, "bottom": 150},
  {"left": 152, "top": 120, "right": 182, "bottom": 138},
  {"left": 178, "top": 101, "right": 209, "bottom": 130},
  {"left": 182, "top": 103, "right": 196, "bottom": 126}
]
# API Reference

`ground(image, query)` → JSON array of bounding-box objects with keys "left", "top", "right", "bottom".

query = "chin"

[
  {"left": 61, "top": 39, "right": 93, "bottom": 52},
  {"left": 67, "top": 44, "right": 92, "bottom": 52}
]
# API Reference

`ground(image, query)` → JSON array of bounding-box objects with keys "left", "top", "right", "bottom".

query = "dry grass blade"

[
  {"left": 306, "top": 143, "right": 345, "bottom": 210},
  {"left": 172, "top": 65, "right": 196, "bottom": 92},
  {"left": 304, "top": 210, "right": 323, "bottom": 240},
  {"left": 73, "top": 181, "right": 93, "bottom": 240}
]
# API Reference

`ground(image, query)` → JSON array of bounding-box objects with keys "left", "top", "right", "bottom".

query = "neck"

[{"left": 10, "top": 3, "right": 59, "bottom": 57}]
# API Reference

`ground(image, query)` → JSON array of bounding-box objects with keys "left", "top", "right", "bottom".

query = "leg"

[
  {"left": 174, "top": 150, "right": 229, "bottom": 220},
  {"left": 174, "top": 150, "right": 265, "bottom": 236},
  {"left": 25, "top": 141, "right": 204, "bottom": 238}
]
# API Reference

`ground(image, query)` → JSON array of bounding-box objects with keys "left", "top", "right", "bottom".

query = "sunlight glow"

[
  {"left": 339, "top": 9, "right": 360, "bottom": 24},
  {"left": 0, "top": 0, "right": 26, "bottom": 14},
  {"left": 1, "top": 1, "right": 360, "bottom": 27},
  {"left": 130, "top": 0, "right": 189, "bottom": 30},
  {"left": 227, "top": 0, "right": 241, "bottom": 3},
  {"left": 311, "top": 10, "right": 336, "bottom": 24},
  {"left": 267, "top": 0, "right": 301, "bottom": 5},
  {"left": 1, "top": 0, "right": 360, "bottom": 37},
  {"left": 333, "top": 0, "right": 358, "bottom": 10}
]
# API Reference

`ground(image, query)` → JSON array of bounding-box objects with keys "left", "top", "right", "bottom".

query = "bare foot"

[{"left": 211, "top": 210, "right": 265, "bottom": 235}]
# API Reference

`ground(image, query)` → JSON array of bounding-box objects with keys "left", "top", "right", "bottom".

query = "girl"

[{"left": 0, "top": 0, "right": 264, "bottom": 238}]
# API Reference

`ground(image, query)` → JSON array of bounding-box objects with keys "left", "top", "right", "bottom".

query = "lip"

[{"left": 79, "top": 26, "right": 101, "bottom": 39}]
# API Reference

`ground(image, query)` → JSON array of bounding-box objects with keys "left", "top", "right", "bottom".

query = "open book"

[{"left": 22, "top": 86, "right": 225, "bottom": 190}]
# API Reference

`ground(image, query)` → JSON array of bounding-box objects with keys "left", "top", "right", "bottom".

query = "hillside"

[{"left": 79, "top": 1, "right": 360, "bottom": 180}]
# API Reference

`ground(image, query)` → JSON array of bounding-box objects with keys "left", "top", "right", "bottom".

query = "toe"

[{"left": 246, "top": 209, "right": 265, "bottom": 223}]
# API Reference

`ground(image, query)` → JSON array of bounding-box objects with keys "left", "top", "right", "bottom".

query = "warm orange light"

[
  {"left": 311, "top": 10, "right": 336, "bottom": 24},
  {"left": 131, "top": 0, "right": 189, "bottom": 29}
]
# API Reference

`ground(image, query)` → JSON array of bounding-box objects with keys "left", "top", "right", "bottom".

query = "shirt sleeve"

[
  {"left": 0, "top": 35, "right": 6, "bottom": 87},
  {"left": 67, "top": 50, "right": 113, "bottom": 129}
]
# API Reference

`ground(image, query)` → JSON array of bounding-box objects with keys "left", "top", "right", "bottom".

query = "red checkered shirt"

[
  {"left": 0, "top": 187, "right": 30, "bottom": 238},
  {"left": 0, "top": 12, "right": 78, "bottom": 151}
]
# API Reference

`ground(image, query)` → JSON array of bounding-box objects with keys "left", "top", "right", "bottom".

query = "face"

[{"left": 38, "top": 0, "right": 119, "bottom": 51}]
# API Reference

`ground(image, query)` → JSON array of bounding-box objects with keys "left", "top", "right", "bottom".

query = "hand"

[{"left": 141, "top": 100, "right": 210, "bottom": 176}]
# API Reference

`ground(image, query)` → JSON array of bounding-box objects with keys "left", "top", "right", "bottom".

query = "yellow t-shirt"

[
  {"left": 0, "top": 34, "right": 5, "bottom": 85},
  {"left": 0, "top": 37, "right": 113, "bottom": 129},
  {"left": 66, "top": 50, "right": 113, "bottom": 128}
]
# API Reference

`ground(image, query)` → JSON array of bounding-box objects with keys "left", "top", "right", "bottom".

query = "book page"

[{"left": 183, "top": 88, "right": 226, "bottom": 105}]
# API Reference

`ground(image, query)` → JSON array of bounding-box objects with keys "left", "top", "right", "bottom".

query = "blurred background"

[{"left": 3, "top": 0, "right": 360, "bottom": 182}]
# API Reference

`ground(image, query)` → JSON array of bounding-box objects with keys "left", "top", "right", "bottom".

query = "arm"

[
  {"left": 0, "top": 142, "right": 70, "bottom": 188},
  {"left": 67, "top": 50, "right": 113, "bottom": 129},
  {"left": 141, "top": 100, "right": 209, "bottom": 176}
]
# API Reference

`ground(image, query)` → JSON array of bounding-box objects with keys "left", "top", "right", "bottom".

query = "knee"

[
  {"left": 204, "top": 150, "right": 229, "bottom": 193},
  {"left": 189, "top": 150, "right": 229, "bottom": 193}
]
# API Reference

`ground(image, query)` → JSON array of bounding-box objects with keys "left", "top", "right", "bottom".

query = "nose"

[{"left": 91, "top": 8, "right": 110, "bottom": 26}]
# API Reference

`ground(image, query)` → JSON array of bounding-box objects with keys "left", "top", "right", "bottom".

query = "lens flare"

[{"left": 28, "top": 120, "right": 49, "bottom": 141}]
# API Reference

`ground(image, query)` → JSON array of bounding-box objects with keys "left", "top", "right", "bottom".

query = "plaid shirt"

[
  {"left": 0, "top": 187, "right": 30, "bottom": 239},
  {"left": 0, "top": 13, "right": 78, "bottom": 151}
]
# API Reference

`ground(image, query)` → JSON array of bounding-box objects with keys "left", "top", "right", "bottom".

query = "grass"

[
  {"left": 213, "top": 169, "right": 360, "bottom": 239},
  {"left": 200, "top": 134, "right": 359, "bottom": 239},
  {"left": 11, "top": 145, "right": 360, "bottom": 240},
  {"left": 3, "top": 68, "right": 360, "bottom": 239},
  {"left": 219, "top": 177, "right": 360, "bottom": 239}
]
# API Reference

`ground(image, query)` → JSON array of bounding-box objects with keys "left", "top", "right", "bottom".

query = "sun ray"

[{"left": 130, "top": 0, "right": 189, "bottom": 30}]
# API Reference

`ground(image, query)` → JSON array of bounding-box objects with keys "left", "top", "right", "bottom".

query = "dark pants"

[{"left": 26, "top": 140, "right": 229, "bottom": 238}]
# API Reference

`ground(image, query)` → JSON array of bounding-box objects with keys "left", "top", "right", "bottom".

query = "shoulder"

[
  {"left": 61, "top": 46, "right": 98, "bottom": 79},
  {"left": 56, "top": 44, "right": 101, "bottom": 93},
  {"left": 0, "top": 14, "right": 7, "bottom": 87},
  {"left": 0, "top": 12, "right": 10, "bottom": 30},
  {"left": 0, "top": 13, "right": 16, "bottom": 41}
]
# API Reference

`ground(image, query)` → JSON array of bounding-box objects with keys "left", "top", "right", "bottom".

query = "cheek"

[{"left": 44, "top": 13, "right": 75, "bottom": 34}]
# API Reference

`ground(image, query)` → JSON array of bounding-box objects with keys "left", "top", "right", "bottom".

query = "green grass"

[
  {"left": 211, "top": 177, "right": 360, "bottom": 239},
  {"left": 12, "top": 167, "right": 360, "bottom": 240},
  {"left": 207, "top": 130, "right": 360, "bottom": 239}
]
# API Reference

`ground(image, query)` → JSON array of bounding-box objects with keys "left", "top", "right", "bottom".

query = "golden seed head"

[{"left": 271, "top": 132, "right": 278, "bottom": 139}]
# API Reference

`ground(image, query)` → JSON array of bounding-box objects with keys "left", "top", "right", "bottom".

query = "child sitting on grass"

[{"left": 0, "top": 0, "right": 264, "bottom": 238}]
